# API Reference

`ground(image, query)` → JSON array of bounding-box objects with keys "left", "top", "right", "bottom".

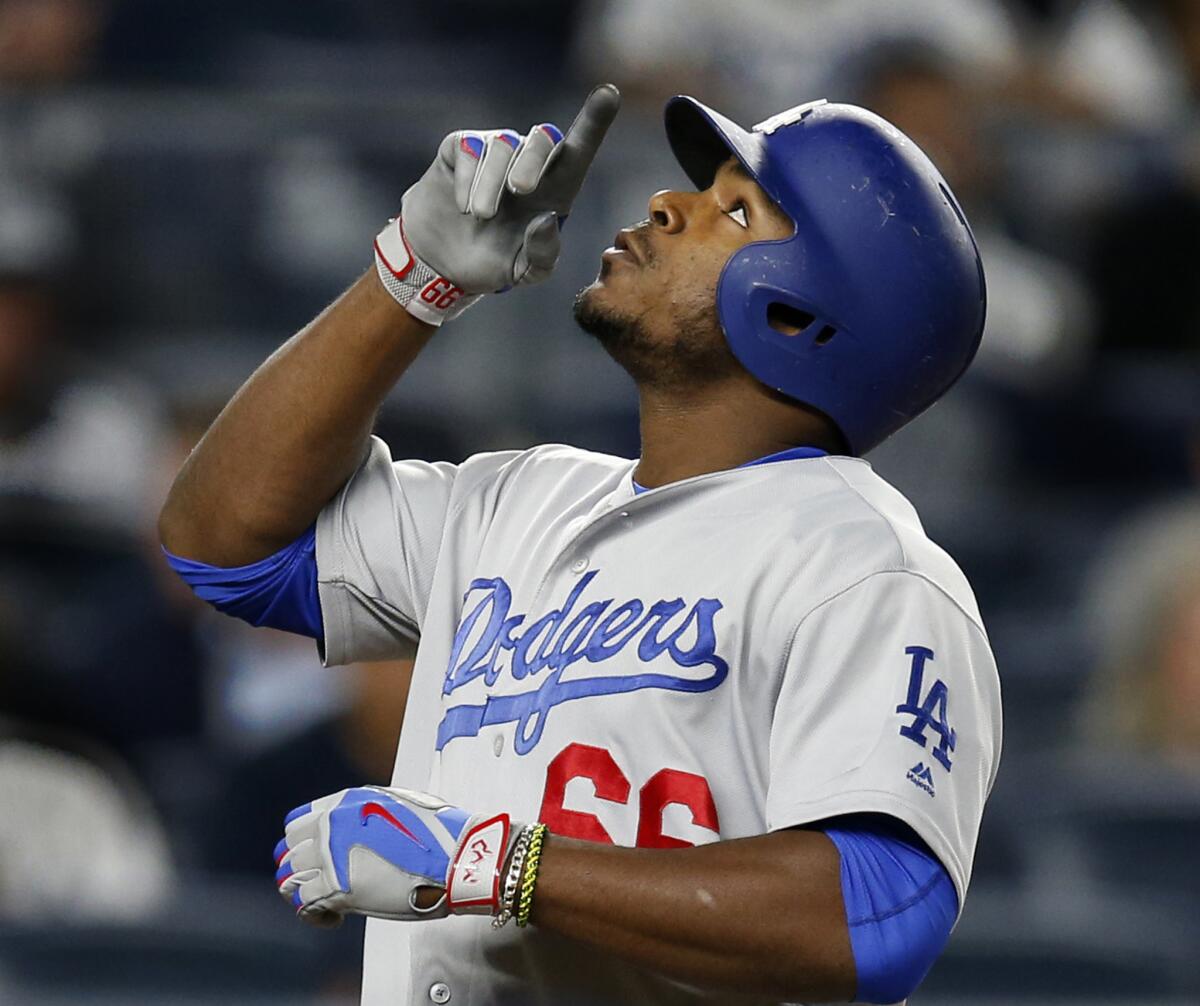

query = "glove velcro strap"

[
  {"left": 374, "top": 217, "right": 481, "bottom": 326},
  {"left": 445, "top": 813, "right": 513, "bottom": 915}
]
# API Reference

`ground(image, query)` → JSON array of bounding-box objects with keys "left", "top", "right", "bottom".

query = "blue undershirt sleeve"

[
  {"left": 822, "top": 816, "right": 958, "bottom": 1004},
  {"left": 162, "top": 526, "right": 323, "bottom": 641}
]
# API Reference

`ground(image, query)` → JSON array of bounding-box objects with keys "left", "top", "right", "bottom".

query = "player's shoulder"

[
  {"left": 447, "top": 442, "right": 632, "bottom": 508},
  {"left": 759, "top": 456, "right": 983, "bottom": 623},
  {"left": 459, "top": 442, "right": 632, "bottom": 483}
]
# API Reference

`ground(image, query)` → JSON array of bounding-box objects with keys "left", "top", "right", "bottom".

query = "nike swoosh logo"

[{"left": 360, "top": 802, "right": 429, "bottom": 850}]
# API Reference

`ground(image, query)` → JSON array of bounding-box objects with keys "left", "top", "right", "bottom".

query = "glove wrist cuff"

[
  {"left": 445, "top": 813, "right": 522, "bottom": 916},
  {"left": 373, "top": 218, "right": 482, "bottom": 326}
]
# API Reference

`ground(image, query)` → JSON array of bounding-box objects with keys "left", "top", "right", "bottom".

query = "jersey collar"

[{"left": 632, "top": 445, "right": 828, "bottom": 495}]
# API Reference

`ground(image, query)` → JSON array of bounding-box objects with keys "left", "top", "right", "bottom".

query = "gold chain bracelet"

[{"left": 515, "top": 824, "right": 548, "bottom": 928}]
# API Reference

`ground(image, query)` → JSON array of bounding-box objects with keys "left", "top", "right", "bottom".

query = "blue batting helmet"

[{"left": 664, "top": 96, "right": 986, "bottom": 455}]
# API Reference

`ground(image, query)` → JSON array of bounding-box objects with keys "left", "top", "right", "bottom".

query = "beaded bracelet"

[
  {"left": 515, "top": 824, "right": 548, "bottom": 928},
  {"left": 492, "top": 825, "right": 533, "bottom": 929}
]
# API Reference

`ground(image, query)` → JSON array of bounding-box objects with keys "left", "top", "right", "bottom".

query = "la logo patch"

[{"left": 896, "top": 645, "right": 956, "bottom": 771}]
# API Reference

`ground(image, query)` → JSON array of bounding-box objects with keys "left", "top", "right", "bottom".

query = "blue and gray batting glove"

[
  {"left": 274, "top": 786, "right": 522, "bottom": 925},
  {"left": 374, "top": 83, "right": 620, "bottom": 326}
]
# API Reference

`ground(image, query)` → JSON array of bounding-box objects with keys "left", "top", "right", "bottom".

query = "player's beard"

[{"left": 572, "top": 282, "right": 742, "bottom": 393}]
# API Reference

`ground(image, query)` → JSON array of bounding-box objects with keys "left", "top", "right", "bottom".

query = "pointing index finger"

[{"left": 560, "top": 83, "right": 621, "bottom": 166}]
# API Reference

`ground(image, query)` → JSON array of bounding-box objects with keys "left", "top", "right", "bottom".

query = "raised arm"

[
  {"left": 158, "top": 275, "right": 432, "bottom": 566},
  {"left": 159, "top": 85, "right": 621, "bottom": 567}
]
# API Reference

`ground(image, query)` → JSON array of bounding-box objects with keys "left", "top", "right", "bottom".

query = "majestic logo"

[
  {"left": 437, "top": 570, "right": 728, "bottom": 755},
  {"left": 906, "top": 761, "right": 936, "bottom": 797},
  {"left": 896, "top": 645, "right": 956, "bottom": 771}
]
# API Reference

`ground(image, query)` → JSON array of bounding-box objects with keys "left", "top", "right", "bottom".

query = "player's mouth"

[{"left": 602, "top": 228, "right": 643, "bottom": 267}]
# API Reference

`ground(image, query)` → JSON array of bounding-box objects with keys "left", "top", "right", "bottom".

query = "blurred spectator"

[
  {"left": 1048, "top": 2, "right": 1200, "bottom": 360},
  {"left": 0, "top": 180, "right": 165, "bottom": 534},
  {"left": 0, "top": 184, "right": 182, "bottom": 735},
  {"left": 1051, "top": 0, "right": 1200, "bottom": 132},
  {"left": 576, "top": 0, "right": 1019, "bottom": 121},
  {"left": 0, "top": 0, "right": 105, "bottom": 87},
  {"left": 204, "top": 621, "right": 353, "bottom": 755},
  {"left": 205, "top": 657, "right": 412, "bottom": 875},
  {"left": 0, "top": 721, "right": 173, "bottom": 919},
  {"left": 97, "top": 0, "right": 583, "bottom": 87},
  {"left": 0, "top": 181, "right": 204, "bottom": 775},
  {"left": 1079, "top": 497, "right": 1200, "bottom": 768},
  {"left": 852, "top": 41, "right": 1095, "bottom": 394}
]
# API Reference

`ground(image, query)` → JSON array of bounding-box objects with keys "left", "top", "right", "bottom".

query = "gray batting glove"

[
  {"left": 374, "top": 84, "right": 621, "bottom": 326},
  {"left": 275, "top": 786, "right": 522, "bottom": 925}
]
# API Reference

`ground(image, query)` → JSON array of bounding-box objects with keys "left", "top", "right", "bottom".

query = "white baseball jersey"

[{"left": 315, "top": 437, "right": 1002, "bottom": 1006}]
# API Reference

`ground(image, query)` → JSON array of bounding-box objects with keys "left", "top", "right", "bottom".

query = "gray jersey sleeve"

[
  {"left": 765, "top": 570, "right": 1002, "bottom": 905},
  {"left": 315, "top": 436, "right": 522, "bottom": 667}
]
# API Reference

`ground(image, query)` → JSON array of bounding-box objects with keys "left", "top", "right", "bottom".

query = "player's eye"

[{"left": 725, "top": 203, "right": 749, "bottom": 229}]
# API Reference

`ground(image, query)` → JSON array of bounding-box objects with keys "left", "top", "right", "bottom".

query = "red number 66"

[
  {"left": 538, "top": 743, "right": 719, "bottom": 848},
  {"left": 420, "top": 277, "right": 462, "bottom": 310}
]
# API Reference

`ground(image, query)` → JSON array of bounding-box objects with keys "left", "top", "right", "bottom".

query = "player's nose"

[{"left": 648, "top": 189, "right": 689, "bottom": 234}]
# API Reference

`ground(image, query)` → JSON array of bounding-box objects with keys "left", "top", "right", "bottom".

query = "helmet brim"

[{"left": 664, "top": 96, "right": 768, "bottom": 194}]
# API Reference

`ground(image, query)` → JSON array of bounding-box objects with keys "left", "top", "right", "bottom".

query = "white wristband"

[{"left": 373, "top": 217, "right": 483, "bottom": 326}]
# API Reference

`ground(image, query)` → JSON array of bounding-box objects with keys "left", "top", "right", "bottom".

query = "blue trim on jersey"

[
  {"left": 162, "top": 527, "right": 323, "bottom": 641},
  {"left": 740, "top": 445, "right": 828, "bottom": 467},
  {"left": 824, "top": 820, "right": 958, "bottom": 1004},
  {"left": 632, "top": 445, "right": 828, "bottom": 494}
]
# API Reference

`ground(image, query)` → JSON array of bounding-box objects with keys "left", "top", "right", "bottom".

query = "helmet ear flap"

[
  {"left": 717, "top": 238, "right": 838, "bottom": 384},
  {"left": 717, "top": 237, "right": 865, "bottom": 452}
]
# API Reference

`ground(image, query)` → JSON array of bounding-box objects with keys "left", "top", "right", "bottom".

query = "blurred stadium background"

[{"left": 1, "top": 0, "right": 1198, "bottom": 1003}]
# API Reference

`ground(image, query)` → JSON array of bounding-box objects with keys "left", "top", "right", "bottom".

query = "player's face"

[{"left": 574, "top": 158, "right": 793, "bottom": 390}]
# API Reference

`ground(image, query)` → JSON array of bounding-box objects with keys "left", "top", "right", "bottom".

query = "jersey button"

[
  {"left": 570, "top": 556, "right": 589, "bottom": 574},
  {"left": 429, "top": 981, "right": 451, "bottom": 1004}
]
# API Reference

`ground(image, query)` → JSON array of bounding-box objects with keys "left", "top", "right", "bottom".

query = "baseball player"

[{"left": 161, "top": 83, "right": 1000, "bottom": 1005}]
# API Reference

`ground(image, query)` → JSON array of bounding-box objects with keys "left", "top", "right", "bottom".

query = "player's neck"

[{"left": 633, "top": 381, "right": 835, "bottom": 489}]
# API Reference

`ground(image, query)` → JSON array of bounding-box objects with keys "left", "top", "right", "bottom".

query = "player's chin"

[
  {"left": 573, "top": 281, "right": 603, "bottom": 322},
  {"left": 576, "top": 276, "right": 633, "bottom": 319},
  {"left": 582, "top": 262, "right": 642, "bottom": 312},
  {"left": 573, "top": 279, "right": 634, "bottom": 338},
  {"left": 574, "top": 276, "right": 612, "bottom": 312}
]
